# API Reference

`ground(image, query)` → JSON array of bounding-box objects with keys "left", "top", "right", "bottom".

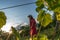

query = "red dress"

[{"left": 30, "top": 18, "right": 37, "bottom": 36}]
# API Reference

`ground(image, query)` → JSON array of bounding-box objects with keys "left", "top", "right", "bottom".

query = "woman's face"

[{"left": 28, "top": 17, "right": 31, "bottom": 20}]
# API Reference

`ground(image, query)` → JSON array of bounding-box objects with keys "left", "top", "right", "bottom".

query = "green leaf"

[
  {"left": 37, "top": 10, "right": 45, "bottom": 22},
  {"left": 11, "top": 27, "right": 21, "bottom": 40},
  {"left": 54, "top": 7, "right": 60, "bottom": 13},
  {"left": 41, "top": 14, "right": 52, "bottom": 27},
  {"left": 39, "top": 34, "right": 48, "bottom": 40},
  {"left": 36, "top": 1, "right": 44, "bottom": 7},
  {"left": 36, "top": 4, "right": 44, "bottom": 12},
  {"left": 45, "top": 0, "right": 60, "bottom": 10},
  {"left": 37, "top": 11, "right": 52, "bottom": 27},
  {"left": 0, "top": 11, "right": 7, "bottom": 28}
]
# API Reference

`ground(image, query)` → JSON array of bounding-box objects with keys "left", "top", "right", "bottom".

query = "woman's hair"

[{"left": 28, "top": 15, "right": 33, "bottom": 19}]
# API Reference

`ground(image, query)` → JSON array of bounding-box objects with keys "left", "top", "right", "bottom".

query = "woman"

[{"left": 28, "top": 15, "right": 37, "bottom": 39}]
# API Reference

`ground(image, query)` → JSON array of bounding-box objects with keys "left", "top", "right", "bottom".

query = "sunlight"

[
  {"left": 1, "top": 23, "right": 12, "bottom": 32},
  {"left": 1, "top": 22, "right": 20, "bottom": 32}
]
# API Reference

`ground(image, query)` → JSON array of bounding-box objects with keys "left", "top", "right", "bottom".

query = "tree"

[
  {"left": 36, "top": 0, "right": 52, "bottom": 37},
  {"left": 0, "top": 11, "right": 7, "bottom": 28},
  {"left": 20, "top": 25, "right": 30, "bottom": 37},
  {"left": 36, "top": 0, "right": 60, "bottom": 40},
  {"left": 36, "top": 0, "right": 60, "bottom": 25}
]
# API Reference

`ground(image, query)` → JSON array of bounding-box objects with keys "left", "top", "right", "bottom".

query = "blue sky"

[{"left": 0, "top": 0, "right": 38, "bottom": 32}]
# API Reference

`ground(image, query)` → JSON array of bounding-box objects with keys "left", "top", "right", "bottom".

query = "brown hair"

[{"left": 28, "top": 15, "right": 33, "bottom": 19}]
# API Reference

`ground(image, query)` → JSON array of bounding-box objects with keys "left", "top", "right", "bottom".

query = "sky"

[{"left": 0, "top": 0, "right": 38, "bottom": 32}]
